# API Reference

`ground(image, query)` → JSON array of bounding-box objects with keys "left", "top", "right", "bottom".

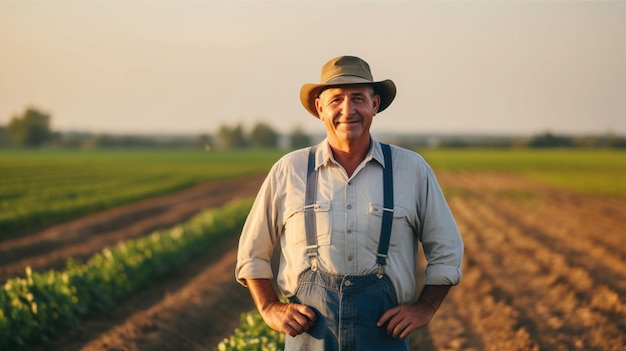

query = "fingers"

[
  {"left": 283, "top": 320, "right": 305, "bottom": 337},
  {"left": 377, "top": 307, "right": 404, "bottom": 338},
  {"left": 378, "top": 305, "right": 427, "bottom": 339},
  {"left": 279, "top": 304, "right": 317, "bottom": 337},
  {"left": 376, "top": 306, "right": 399, "bottom": 328},
  {"left": 291, "top": 307, "right": 315, "bottom": 330},
  {"left": 388, "top": 318, "right": 414, "bottom": 339},
  {"left": 296, "top": 304, "right": 317, "bottom": 324}
]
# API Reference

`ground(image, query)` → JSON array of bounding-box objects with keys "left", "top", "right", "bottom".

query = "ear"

[
  {"left": 372, "top": 94, "right": 381, "bottom": 114},
  {"left": 315, "top": 98, "right": 324, "bottom": 119}
]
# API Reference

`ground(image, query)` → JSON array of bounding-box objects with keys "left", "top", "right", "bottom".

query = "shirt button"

[
  {"left": 347, "top": 204, "right": 352, "bottom": 209},
  {"left": 347, "top": 255, "right": 353, "bottom": 261},
  {"left": 347, "top": 229, "right": 353, "bottom": 234}
]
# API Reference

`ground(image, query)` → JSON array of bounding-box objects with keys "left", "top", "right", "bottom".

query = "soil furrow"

[
  {"left": 441, "top": 171, "right": 625, "bottom": 295},
  {"left": 489, "top": 200, "right": 626, "bottom": 298},
  {"left": 428, "top": 266, "right": 490, "bottom": 351},
  {"left": 450, "top": 199, "right": 544, "bottom": 350},
  {"left": 454, "top": 195, "right": 625, "bottom": 350},
  {"left": 30, "top": 235, "right": 256, "bottom": 351},
  {"left": 0, "top": 174, "right": 265, "bottom": 282}
]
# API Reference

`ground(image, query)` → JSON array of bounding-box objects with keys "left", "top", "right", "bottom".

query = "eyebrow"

[{"left": 323, "top": 90, "right": 368, "bottom": 100}]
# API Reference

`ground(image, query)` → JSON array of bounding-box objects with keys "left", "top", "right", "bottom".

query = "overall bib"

[{"left": 285, "top": 144, "right": 409, "bottom": 351}]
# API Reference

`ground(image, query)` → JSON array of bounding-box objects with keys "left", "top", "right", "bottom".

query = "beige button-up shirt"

[{"left": 236, "top": 138, "right": 463, "bottom": 304}]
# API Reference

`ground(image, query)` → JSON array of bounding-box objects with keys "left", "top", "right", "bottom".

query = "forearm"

[
  {"left": 245, "top": 278, "right": 317, "bottom": 337},
  {"left": 415, "top": 285, "right": 451, "bottom": 312},
  {"left": 246, "top": 278, "right": 281, "bottom": 312}
]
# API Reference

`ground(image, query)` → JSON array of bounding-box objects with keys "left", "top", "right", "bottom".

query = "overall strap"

[
  {"left": 376, "top": 143, "right": 394, "bottom": 278},
  {"left": 304, "top": 143, "right": 393, "bottom": 277},
  {"left": 304, "top": 145, "right": 319, "bottom": 271}
]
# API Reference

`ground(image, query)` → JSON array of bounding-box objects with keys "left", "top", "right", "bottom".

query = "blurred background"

[
  {"left": 1, "top": 2, "right": 625, "bottom": 350},
  {"left": 1, "top": 0, "right": 624, "bottom": 148}
]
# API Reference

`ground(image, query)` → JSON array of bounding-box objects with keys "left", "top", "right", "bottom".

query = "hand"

[
  {"left": 259, "top": 301, "right": 317, "bottom": 337},
  {"left": 376, "top": 301, "right": 435, "bottom": 339}
]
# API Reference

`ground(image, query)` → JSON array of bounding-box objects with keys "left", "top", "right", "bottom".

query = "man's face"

[{"left": 315, "top": 85, "right": 380, "bottom": 146}]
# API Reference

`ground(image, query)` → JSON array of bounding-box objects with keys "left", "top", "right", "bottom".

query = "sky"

[{"left": 1, "top": 0, "right": 624, "bottom": 137}]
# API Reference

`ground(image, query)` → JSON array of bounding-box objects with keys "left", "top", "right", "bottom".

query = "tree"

[
  {"left": 289, "top": 125, "right": 312, "bottom": 149},
  {"left": 0, "top": 126, "right": 10, "bottom": 147},
  {"left": 217, "top": 123, "right": 248, "bottom": 149},
  {"left": 7, "top": 107, "right": 52, "bottom": 147},
  {"left": 250, "top": 122, "right": 279, "bottom": 148},
  {"left": 528, "top": 132, "right": 574, "bottom": 148},
  {"left": 198, "top": 133, "right": 213, "bottom": 151}
]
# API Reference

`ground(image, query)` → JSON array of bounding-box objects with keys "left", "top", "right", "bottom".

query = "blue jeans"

[{"left": 285, "top": 269, "right": 409, "bottom": 351}]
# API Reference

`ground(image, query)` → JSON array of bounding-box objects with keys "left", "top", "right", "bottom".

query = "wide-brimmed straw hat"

[{"left": 300, "top": 55, "right": 396, "bottom": 118}]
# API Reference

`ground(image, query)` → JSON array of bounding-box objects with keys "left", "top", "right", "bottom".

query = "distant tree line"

[
  {"left": 387, "top": 132, "right": 626, "bottom": 150},
  {"left": 1, "top": 107, "right": 624, "bottom": 149},
  {"left": 215, "top": 122, "right": 312, "bottom": 150},
  {"left": 0, "top": 107, "right": 314, "bottom": 150},
  {"left": 525, "top": 132, "right": 626, "bottom": 148},
  {"left": 1, "top": 107, "right": 53, "bottom": 147},
  {"left": 468, "top": 132, "right": 622, "bottom": 149}
]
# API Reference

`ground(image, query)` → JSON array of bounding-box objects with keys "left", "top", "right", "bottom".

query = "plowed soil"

[
  {"left": 427, "top": 172, "right": 626, "bottom": 351},
  {"left": 3, "top": 172, "right": 625, "bottom": 351}
]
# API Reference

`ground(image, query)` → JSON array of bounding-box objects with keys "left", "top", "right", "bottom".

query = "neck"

[{"left": 328, "top": 136, "right": 371, "bottom": 177}]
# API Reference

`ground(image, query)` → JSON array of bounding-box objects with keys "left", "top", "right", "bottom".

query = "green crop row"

[
  {"left": 0, "top": 199, "right": 253, "bottom": 351},
  {"left": 0, "top": 148, "right": 282, "bottom": 238},
  {"left": 218, "top": 310, "right": 284, "bottom": 351}
]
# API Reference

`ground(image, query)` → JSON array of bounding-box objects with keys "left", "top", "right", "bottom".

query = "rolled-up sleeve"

[
  {"left": 235, "top": 165, "right": 281, "bottom": 286},
  {"left": 418, "top": 166, "right": 464, "bottom": 286}
]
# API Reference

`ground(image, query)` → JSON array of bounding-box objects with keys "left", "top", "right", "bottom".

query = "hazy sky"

[{"left": 1, "top": 0, "right": 624, "bottom": 136}]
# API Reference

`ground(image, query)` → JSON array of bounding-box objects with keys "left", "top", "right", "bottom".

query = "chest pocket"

[
  {"left": 284, "top": 201, "right": 332, "bottom": 247},
  {"left": 366, "top": 203, "right": 410, "bottom": 253}
]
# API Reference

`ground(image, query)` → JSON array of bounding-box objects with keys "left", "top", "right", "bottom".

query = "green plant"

[
  {"left": 0, "top": 199, "right": 253, "bottom": 350},
  {"left": 217, "top": 310, "right": 284, "bottom": 351}
]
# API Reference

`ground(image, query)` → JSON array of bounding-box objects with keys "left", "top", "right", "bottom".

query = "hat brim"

[{"left": 300, "top": 79, "right": 396, "bottom": 118}]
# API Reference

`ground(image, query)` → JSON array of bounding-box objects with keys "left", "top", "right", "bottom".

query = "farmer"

[{"left": 235, "top": 55, "right": 463, "bottom": 350}]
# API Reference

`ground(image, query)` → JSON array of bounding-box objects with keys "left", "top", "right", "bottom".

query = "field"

[
  {"left": 420, "top": 170, "right": 625, "bottom": 350},
  {"left": 1, "top": 148, "right": 624, "bottom": 350},
  {"left": 420, "top": 148, "right": 626, "bottom": 197},
  {"left": 0, "top": 148, "right": 283, "bottom": 238},
  {"left": 220, "top": 148, "right": 626, "bottom": 351}
]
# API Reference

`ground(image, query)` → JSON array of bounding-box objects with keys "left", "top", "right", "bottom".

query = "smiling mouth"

[
  {"left": 336, "top": 122, "right": 359, "bottom": 129},
  {"left": 338, "top": 119, "right": 360, "bottom": 125}
]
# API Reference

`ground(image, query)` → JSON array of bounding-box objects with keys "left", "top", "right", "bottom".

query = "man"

[{"left": 236, "top": 55, "right": 463, "bottom": 350}]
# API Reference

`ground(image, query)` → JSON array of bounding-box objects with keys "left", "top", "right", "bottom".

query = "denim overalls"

[{"left": 285, "top": 144, "right": 409, "bottom": 351}]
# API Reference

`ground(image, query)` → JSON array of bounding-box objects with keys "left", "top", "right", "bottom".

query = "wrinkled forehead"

[{"left": 317, "top": 84, "right": 375, "bottom": 98}]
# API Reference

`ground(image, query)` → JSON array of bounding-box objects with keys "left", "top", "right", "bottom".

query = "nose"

[{"left": 340, "top": 98, "right": 355, "bottom": 116}]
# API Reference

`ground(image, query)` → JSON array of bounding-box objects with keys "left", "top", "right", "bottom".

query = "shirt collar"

[
  {"left": 316, "top": 137, "right": 387, "bottom": 170},
  {"left": 370, "top": 138, "right": 387, "bottom": 168}
]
